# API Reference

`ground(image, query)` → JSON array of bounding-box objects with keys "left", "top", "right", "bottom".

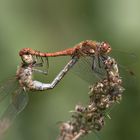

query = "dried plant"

[{"left": 57, "top": 56, "right": 124, "bottom": 140}]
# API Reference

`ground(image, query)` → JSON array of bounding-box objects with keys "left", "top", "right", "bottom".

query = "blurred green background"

[{"left": 0, "top": 0, "right": 140, "bottom": 140}]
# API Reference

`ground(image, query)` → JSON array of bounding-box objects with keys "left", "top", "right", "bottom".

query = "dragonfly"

[{"left": 0, "top": 54, "right": 78, "bottom": 134}]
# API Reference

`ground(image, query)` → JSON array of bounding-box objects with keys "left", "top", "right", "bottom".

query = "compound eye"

[{"left": 101, "top": 42, "right": 111, "bottom": 53}]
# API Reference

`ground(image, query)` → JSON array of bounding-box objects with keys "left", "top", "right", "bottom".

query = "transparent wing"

[
  {"left": 0, "top": 77, "right": 19, "bottom": 101},
  {"left": 32, "top": 58, "right": 49, "bottom": 76},
  {"left": 111, "top": 50, "right": 137, "bottom": 66},
  {"left": 0, "top": 88, "right": 29, "bottom": 134},
  {"left": 110, "top": 50, "right": 138, "bottom": 80},
  {"left": 72, "top": 55, "right": 107, "bottom": 84},
  {"left": 33, "top": 55, "right": 49, "bottom": 73}
]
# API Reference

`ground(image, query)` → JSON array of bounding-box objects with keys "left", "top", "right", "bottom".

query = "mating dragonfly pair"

[{"left": 0, "top": 40, "right": 112, "bottom": 134}]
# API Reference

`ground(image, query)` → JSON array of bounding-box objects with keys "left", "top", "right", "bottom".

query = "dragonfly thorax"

[
  {"left": 77, "top": 41, "right": 111, "bottom": 57},
  {"left": 16, "top": 64, "right": 33, "bottom": 90}
]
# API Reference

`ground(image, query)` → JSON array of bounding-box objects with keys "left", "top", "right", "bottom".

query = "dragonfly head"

[
  {"left": 99, "top": 42, "right": 112, "bottom": 54},
  {"left": 21, "top": 54, "right": 35, "bottom": 65}
]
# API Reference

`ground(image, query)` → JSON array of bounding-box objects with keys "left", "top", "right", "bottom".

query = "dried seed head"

[{"left": 58, "top": 54, "right": 124, "bottom": 140}]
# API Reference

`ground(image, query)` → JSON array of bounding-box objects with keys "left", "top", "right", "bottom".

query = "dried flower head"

[{"left": 57, "top": 56, "right": 124, "bottom": 140}]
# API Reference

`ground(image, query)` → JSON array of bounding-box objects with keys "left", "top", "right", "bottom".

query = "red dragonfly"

[{"left": 19, "top": 40, "right": 111, "bottom": 58}]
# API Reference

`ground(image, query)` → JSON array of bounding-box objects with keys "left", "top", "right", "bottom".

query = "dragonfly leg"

[
  {"left": 33, "top": 62, "right": 43, "bottom": 67},
  {"left": 97, "top": 54, "right": 101, "bottom": 68},
  {"left": 92, "top": 56, "right": 104, "bottom": 76},
  {"left": 33, "top": 68, "right": 48, "bottom": 75},
  {"left": 92, "top": 56, "right": 100, "bottom": 73}
]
